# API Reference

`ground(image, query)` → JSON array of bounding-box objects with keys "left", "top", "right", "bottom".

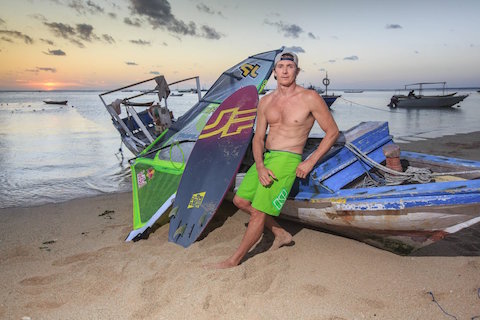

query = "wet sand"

[{"left": 1, "top": 133, "right": 480, "bottom": 319}]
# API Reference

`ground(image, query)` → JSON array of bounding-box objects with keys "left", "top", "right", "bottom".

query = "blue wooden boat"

[
  {"left": 321, "top": 94, "right": 341, "bottom": 108},
  {"left": 235, "top": 121, "right": 480, "bottom": 254}
]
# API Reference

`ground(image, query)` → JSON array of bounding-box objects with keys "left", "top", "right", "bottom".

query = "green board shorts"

[{"left": 236, "top": 150, "right": 302, "bottom": 216}]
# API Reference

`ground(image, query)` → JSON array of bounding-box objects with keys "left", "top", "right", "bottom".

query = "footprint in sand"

[
  {"left": 20, "top": 274, "right": 58, "bottom": 286},
  {"left": 303, "top": 283, "right": 329, "bottom": 297},
  {"left": 52, "top": 252, "right": 95, "bottom": 266}
]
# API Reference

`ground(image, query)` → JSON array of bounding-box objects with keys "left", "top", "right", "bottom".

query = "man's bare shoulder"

[{"left": 258, "top": 91, "right": 275, "bottom": 107}]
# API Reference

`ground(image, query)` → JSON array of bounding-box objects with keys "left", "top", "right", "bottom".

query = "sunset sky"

[{"left": 0, "top": 0, "right": 479, "bottom": 91}]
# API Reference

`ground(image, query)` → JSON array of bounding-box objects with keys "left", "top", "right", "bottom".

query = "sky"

[{"left": 0, "top": 0, "right": 479, "bottom": 91}]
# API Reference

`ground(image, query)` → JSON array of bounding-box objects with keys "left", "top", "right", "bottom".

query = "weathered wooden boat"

[
  {"left": 388, "top": 82, "right": 469, "bottom": 108},
  {"left": 235, "top": 121, "right": 480, "bottom": 254},
  {"left": 43, "top": 100, "right": 68, "bottom": 105},
  {"left": 100, "top": 75, "right": 202, "bottom": 155}
]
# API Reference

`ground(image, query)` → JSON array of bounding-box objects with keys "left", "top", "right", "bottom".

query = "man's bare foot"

[
  {"left": 203, "top": 259, "right": 238, "bottom": 269},
  {"left": 271, "top": 231, "right": 294, "bottom": 250}
]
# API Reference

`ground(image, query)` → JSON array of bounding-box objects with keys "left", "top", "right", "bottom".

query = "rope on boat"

[
  {"left": 344, "top": 142, "right": 480, "bottom": 185},
  {"left": 338, "top": 96, "right": 395, "bottom": 113}
]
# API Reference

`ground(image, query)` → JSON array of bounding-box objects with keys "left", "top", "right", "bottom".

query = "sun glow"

[{"left": 43, "top": 82, "right": 58, "bottom": 90}]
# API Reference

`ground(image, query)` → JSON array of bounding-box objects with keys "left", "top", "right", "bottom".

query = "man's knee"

[{"left": 233, "top": 195, "right": 250, "bottom": 210}]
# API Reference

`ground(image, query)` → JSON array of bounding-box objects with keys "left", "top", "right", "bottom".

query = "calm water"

[{"left": 0, "top": 88, "right": 479, "bottom": 209}]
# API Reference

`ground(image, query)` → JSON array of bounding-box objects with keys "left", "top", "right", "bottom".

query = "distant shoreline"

[{"left": 1, "top": 87, "right": 479, "bottom": 93}]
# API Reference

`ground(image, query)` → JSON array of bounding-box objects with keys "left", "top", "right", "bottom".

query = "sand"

[{"left": 1, "top": 133, "right": 480, "bottom": 319}]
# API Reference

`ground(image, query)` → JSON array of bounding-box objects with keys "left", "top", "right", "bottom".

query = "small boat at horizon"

[
  {"left": 43, "top": 100, "right": 68, "bottom": 105},
  {"left": 388, "top": 82, "right": 469, "bottom": 108}
]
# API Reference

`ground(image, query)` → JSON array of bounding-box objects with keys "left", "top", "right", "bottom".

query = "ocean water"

[{"left": 0, "top": 88, "right": 479, "bottom": 209}]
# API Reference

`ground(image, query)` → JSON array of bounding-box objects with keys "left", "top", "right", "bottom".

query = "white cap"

[{"left": 274, "top": 51, "right": 299, "bottom": 67}]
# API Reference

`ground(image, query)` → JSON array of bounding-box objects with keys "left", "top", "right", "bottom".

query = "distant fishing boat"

[
  {"left": 122, "top": 100, "right": 154, "bottom": 107},
  {"left": 43, "top": 100, "right": 67, "bottom": 105},
  {"left": 388, "top": 82, "right": 469, "bottom": 108},
  {"left": 321, "top": 94, "right": 341, "bottom": 108},
  {"left": 170, "top": 92, "right": 184, "bottom": 97},
  {"left": 343, "top": 89, "right": 364, "bottom": 93},
  {"left": 321, "top": 72, "right": 341, "bottom": 108}
]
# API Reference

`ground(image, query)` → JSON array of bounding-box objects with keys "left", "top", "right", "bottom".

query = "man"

[{"left": 210, "top": 51, "right": 339, "bottom": 269}]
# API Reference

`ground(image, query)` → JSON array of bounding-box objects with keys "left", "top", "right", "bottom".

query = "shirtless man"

[{"left": 210, "top": 51, "right": 339, "bottom": 269}]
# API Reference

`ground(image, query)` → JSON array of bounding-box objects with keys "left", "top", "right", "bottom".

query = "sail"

[{"left": 126, "top": 48, "right": 283, "bottom": 241}]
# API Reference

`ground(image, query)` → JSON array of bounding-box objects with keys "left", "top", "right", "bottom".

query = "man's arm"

[
  {"left": 296, "top": 93, "right": 339, "bottom": 179},
  {"left": 252, "top": 98, "right": 277, "bottom": 186}
]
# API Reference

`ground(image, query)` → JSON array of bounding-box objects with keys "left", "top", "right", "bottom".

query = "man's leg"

[
  {"left": 233, "top": 195, "right": 293, "bottom": 250},
  {"left": 209, "top": 204, "right": 267, "bottom": 269}
]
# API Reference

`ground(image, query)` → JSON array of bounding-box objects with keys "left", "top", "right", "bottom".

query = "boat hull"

[
  {"left": 390, "top": 94, "right": 468, "bottom": 108},
  {"left": 282, "top": 190, "right": 480, "bottom": 254}
]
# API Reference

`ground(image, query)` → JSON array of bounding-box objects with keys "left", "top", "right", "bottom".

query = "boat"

[
  {"left": 121, "top": 48, "right": 284, "bottom": 241},
  {"left": 282, "top": 122, "right": 480, "bottom": 254},
  {"left": 170, "top": 92, "right": 184, "bottom": 97},
  {"left": 388, "top": 82, "right": 469, "bottom": 108},
  {"left": 343, "top": 89, "right": 364, "bottom": 93},
  {"left": 232, "top": 121, "right": 480, "bottom": 254},
  {"left": 100, "top": 75, "right": 203, "bottom": 156},
  {"left": 322, "top": 94, "right": 341, "bottom": 108},
  {"left": 321, "top": 72, "right": 341, "bottom": 108},
  {"left": 43, "top": 100, "right": 67, "bottom": 105},
  {"left": 122, "top": 100, "right": 154, "bottom": 107}
]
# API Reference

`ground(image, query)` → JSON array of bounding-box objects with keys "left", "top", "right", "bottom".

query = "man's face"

[{"left": 274, "top": 60, "right": 298, "bottom": 85}]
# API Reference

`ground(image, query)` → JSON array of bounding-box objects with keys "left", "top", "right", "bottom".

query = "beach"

[{"left": 2, "top": 133, "right": 480, "bottom": 319}]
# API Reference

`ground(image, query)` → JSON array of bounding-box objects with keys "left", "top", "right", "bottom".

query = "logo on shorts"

[
  {"left": 272, "top": 188, "right": 288, "bottom": 211},
  {"left": 188, "top": 192, "right": 206, "bottom": 208}
]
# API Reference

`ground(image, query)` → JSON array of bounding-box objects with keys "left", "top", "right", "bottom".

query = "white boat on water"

[{"left": 388, "top": 82, "right": 469, "bottom": 108}]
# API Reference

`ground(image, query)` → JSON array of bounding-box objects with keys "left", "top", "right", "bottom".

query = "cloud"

[
  {"left": 40, "top": 38, "right": 55, "bottom": 45},
  {"left": 108, "top": 12, "right": 117, "bottom": 19},
  {"left": 196, "top": 3, "right": 215, "bottom": 14},
  {"left": 1, "top": 36, "right": 13, "bottom": 43},
  {"left": 124, "top": 17, "right": 142, "bottom": 27},
  {"left": 44, "top": 21, "right": 113, "bottom": 47},
  {"left": 130, "top": 39, "right": 150, "bottom": 45},
  {"left": 44, "top": 22, "right": 77, "bottom": 40},
  {"left": 102, "top": 34, "right": 115, "bottom": 44},
  {"left": 328, "top": 60, "right": 336, "bottom": 63},
  {"left": 76, "top": 23, "right": 99, "bottom": 41},
  {"left": 264, "top": 20, "right": 304, "bottom": 38},
  {"left": 308, "top": 32, "right": 317, "bottom": 39},
  {"left": 128, "top": 0, "right": 223, "bottom": 39},
  {"left": 201, "top": 25, "right": 223, "bottom": 40},
  {"left": 386, "top": 24, "right": 402, "bottom": 29},
  {"left": 69, "top": 0, "right": 105, "bottom": 15},
  {"left": 44, "top": 49, "right": 66, "bottom": 56},
  {"left": 26, "top": 67, "right": 57, "bottom": 73},
  {"left": 285, "top": 46, "right": 305, "bottom": 54},
  {"left": 343, "top": 55, "right": 359, "bottom": 61},
  {"left": 126, "top": 61, "right": 138, "bottom": 65},
  {"left": 0, "top": 30, "right": 34, "bottom": 44}
]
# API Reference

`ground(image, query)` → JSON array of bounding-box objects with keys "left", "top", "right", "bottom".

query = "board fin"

[
  {"left": 198, "top": 212, "right": 208, "bottom": 227},
  {"left": 174, "top": 224, "right": 186, "bottom": 238},
  {"left": 169, "top": 206, "right": 179, "bottom": 218}
]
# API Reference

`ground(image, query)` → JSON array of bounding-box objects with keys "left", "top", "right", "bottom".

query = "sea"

[{"left": 1, "top": 88, "right": 479, "bottom": 209}]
